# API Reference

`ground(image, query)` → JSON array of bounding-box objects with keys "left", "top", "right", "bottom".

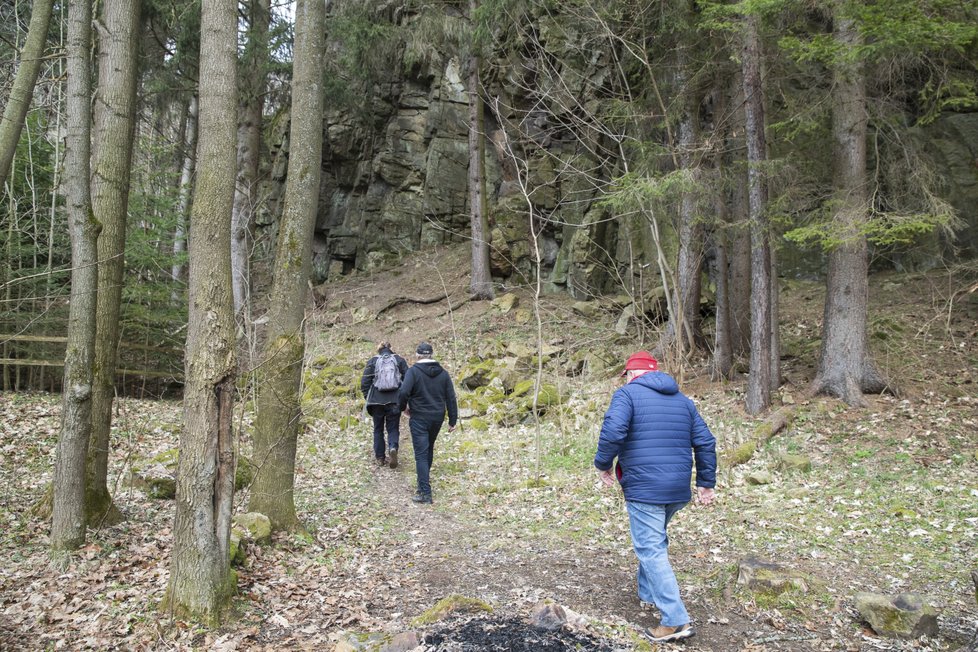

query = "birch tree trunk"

[
  {"left": 51, "top": 0, "right": 97, "bottom": 553},
  {"left": 0, "top": 0, "right": 55, "bottom": 188},
  {"left": 248, "top": 0, "right": 325, "bottom": 532},
  {"left": 86, "top": 0, "right": 140, "bottom": 528},
  {"left": 467, "top": 0, "right": 493, "bottom": 300},
  {"left": 742, "top": 13, "right": 773, "bottom": 415},
  {"left": 164, "top": 0, "right": 238, "bottom": 624},
  {"left": 230, "top": 0, "right": 272, "bottom": 320},
  {"left": 810, "top": 11, "right": 887, "bottom": 406}
]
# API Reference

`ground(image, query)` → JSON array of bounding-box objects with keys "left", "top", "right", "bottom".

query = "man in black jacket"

[{"left": 398, "top": 341, "right": 458, "bottom": 504}]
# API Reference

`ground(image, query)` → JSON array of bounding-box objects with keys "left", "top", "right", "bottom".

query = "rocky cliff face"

[
  {"left": 258, "top": 8, "right": 978, "bottom": 296},
  {"left": 258, "top": 6, "right": 646, "bottom": 301}
]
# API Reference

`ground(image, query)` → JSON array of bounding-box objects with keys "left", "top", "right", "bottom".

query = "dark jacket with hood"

[
  {"left": 594, "top": 371, "right": 716, "bottom": 505},
  {"left": 361, "top": 348, "right": 409, "bottom": 407},
  {"left": 397, "top": 360, "right": 458, "bottom": 426}
]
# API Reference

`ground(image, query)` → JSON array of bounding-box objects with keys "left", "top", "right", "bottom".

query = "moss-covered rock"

[
  {"left": 232, "top": 512, "right": 272, "bottom": 545},
  {"left": 511, "top": 379, "right": 535, "bottom": 398},
  {"left": 777, "top": 453, "right": 812, "bottom": 473},
  {"left": 736, "top": 557, "right": 810, "bottom": 596},
  {"left": 514, "top": 383, "right": 563, "bottom": 413},
  {"left": 855, "top": 593, "right": 939, "bottom": 639},
  {"left": 535, "top": 384, "right": 562, "bottom": 407},
  {"left": 459, "top": 359, "right": 497, "bottom": 389},
  {"left": 146, "top": 477, "right": 176, "bottom": 500},
  {"left": 412, "top": 594, "right": 493, "bottom": 626},
  {"left": 746, "top": 470, "right": 774, "bottom": 485},
  {"left": 727, "top": 441, "right": 756, "bottom": 467},
  {"left": 572, "top": 301, "right": 599, "bottom": 318},
  {"left": 235, "top": 456, "right": 257, "bottom": 491},
  {"left": 491, "top": 293, "right": 519, "bottom": 313},
  {"left": 466, "top": 417, "right": 489, "bottom": 431},
  {"left": 490, "top": 367, "right": 519, "bottom": 393},
  {"left": 229, "top": 531, "right": 246, "bottom": 566}
]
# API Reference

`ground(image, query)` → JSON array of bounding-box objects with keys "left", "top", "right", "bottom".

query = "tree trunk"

[
  {"left": 51, "top": 0, "right": 97, "bottom": 553},
  {"left": 727, "top": 69, "right": 751, "bottom": 359},
  {"left": 467, "top": 0, "right": 493, "bottom": 300},
  {"left": 248, "top": 0, "right": 325, "bottom": 532},
  {"left": 710, "top": 179, "right": 733, "bottom": 380},
  {"left": 0, "top": 0, "right": 56, "bottom": 188},
  {"left": 231, "top": 0, "right": 272, "bottom": 320},
  {"left": 742, "top": 13, "right": 773, "bottom": 415},
  {"left": 164, "top": 0, "right": 238, "bottom": 625},
  {"left": 810, "top": 13, "right": 887, "bottom": 406},
  {"left": 770, "top": 249, "right": 781, "bottom": 391},
  {"left": 674, "top": 107, "right": 704, "bottom": 354},
  {"left": 728, "top": 183, "right": 751, "bottom": 357},
  {"left": 656, "top": 39, "right": 703, "bottom": 365},
  {"left": 172, "top": 94, "right": 198, "bottom": 291},
  {"left": 86, "top": 0, "right": 140, "bottom": 529}
]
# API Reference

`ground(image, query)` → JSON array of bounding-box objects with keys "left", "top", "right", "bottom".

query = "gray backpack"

[{"left": 373, "top": 353, "right": 401, "bottom": 392}]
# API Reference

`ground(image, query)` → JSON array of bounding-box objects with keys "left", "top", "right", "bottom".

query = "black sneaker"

[
  {"left": 388, "top": 448, "right": 398, "bottom": 469},
  {"left": 411, "top": 492, "right": 432, "bottom": 504}
]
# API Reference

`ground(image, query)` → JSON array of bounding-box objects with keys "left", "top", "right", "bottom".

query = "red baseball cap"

[{"left": 621, "top": 351, "right": 658, "bottom": 376}]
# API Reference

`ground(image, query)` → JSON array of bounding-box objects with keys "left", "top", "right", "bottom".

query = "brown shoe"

[
  {"left": 645, "top": 623, "right": 694, "bottom": 643},
  {"left": 376, "top": 457, "right": 387, "bottom": 467},
  {"left": 388, "top": 448, "right": 398, "bottom": 469}
]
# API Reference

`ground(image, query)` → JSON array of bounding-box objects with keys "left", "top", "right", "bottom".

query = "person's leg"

[
  {"left": 370, "top": 408, "right": 386, "bottom": 462},
  {"left": 410, "top": 418, "right": 432, "bottom": 496},
  {"left": 386, "top": 408, "right": 401, "bottom": 451},
  {"left": 627, "top": 500, "right": 690, "bottom": 627},
  {"left": 385, "top": 409, "right": 400, "bottom": 468},
  {"left": 426, "top": 421, "right": 441, "bottom": 471}
]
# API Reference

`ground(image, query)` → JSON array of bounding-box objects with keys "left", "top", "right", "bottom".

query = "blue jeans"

[
  {"left": 408, "top": 416, "right": 442, "bottom": 495},
  {"left": 626, "top": 500, "right": 690, "bottom": 627},
  {"left": 368, "top": 404, "right": 400, "bottom": 459}
]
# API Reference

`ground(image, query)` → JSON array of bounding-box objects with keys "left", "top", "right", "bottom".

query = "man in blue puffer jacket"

[{"left": 594, "top": 351, "right": 717, "bottom": 643}]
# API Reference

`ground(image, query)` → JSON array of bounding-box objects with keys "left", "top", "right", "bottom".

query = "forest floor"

[{"left": 1, "top": 244, "right": 977, "bottom": 651}]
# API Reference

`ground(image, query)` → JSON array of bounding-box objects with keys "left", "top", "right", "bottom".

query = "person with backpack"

[
  {"left": 361, "top": 341, "right": 409, "bottom": 468},
  {"left": 397, "top": 341, "right": 458, "bottom": 504}
]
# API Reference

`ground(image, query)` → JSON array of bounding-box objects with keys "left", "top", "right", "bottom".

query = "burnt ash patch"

[{"left": 423, "top": 615, "right": 626, "bottom": 651}]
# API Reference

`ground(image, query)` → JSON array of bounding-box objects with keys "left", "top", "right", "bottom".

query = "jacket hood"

[
  {"left": 416, "top": 361, "right": 445, "bottom": 377},
  {"left": 632, "top": 370, "right": 679, "bottom": 394}
]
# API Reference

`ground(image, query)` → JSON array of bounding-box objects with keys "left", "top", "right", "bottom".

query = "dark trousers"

[
  {"left": 369, "top": 405, "right": 401, "bottom": 459},
  {"left": 409, "top": 416, "right": 442, "bottom": 495}
]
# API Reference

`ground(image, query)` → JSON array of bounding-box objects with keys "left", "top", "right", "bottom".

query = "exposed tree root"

[{"left": 377, "top": 293, "right": 450, "bottom": 317}]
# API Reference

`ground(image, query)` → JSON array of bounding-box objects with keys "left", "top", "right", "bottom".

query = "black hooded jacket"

[{"left": 397, "top": 361, "right": 458, "bottom": 426}]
